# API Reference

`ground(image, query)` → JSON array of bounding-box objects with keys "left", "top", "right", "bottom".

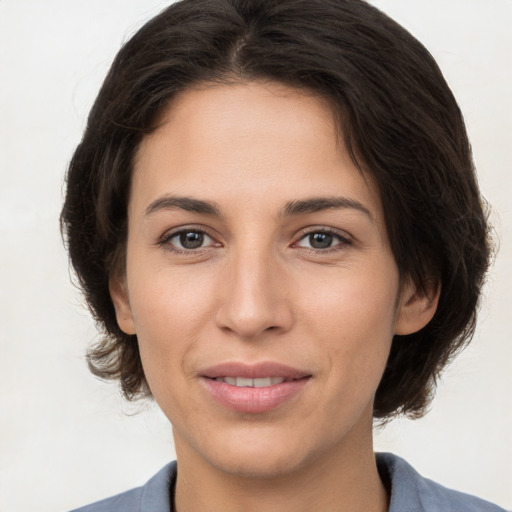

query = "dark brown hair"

[{"left": 61, "top": 0, "right": 491, "bottom": 420}]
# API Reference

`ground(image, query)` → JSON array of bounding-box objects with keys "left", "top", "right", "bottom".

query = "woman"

[{"left": 61, "top": 0, "right": 505, "bottom": 510}]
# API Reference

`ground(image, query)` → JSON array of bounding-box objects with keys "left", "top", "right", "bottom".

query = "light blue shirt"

[{"left": 69, "top": 453, "right": 506, "bottom": 511}]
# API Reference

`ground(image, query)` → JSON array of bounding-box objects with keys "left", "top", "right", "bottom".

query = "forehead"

[
  {"left": 132, "top": 81, "right": 383, "bottom": 223},
  {"left": 137, "top": 80, "right": 341, "bottom": 167}
]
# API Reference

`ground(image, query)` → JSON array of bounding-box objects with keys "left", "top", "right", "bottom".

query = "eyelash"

[
  {"left": 293, "top": 228, "right": 352, "bottom": 253},
  {"left": 158, "top": 227, "right": 218, "bottom": 255},
  {"left": 158, "top": 227, "right": 352, "bottom": 255}
]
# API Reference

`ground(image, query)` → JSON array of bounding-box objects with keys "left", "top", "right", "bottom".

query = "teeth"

[
  {"left": 236, "top": 377, "right": 253, "bottom": 387},
  {"left": 253, "top": 377, "right": 272, "bottom": 387},
  {"left": 215, "top": 377, "right": 286, "bottom": 387}
]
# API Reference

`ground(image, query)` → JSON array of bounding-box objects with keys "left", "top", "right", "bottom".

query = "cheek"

[
  {"left": 126, "top": 264, "right": 218, "bottom": 382},
  {"left": 300, "top": 264, "right": 398, "bottom": 335},
  {"left": 298, "top": 264, "right": 398, "bottom": 384},
  {"left": 130, "top": 260, "right": 215, "bottom": 328}
]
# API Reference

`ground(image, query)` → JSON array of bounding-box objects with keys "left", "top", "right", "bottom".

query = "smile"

[
  {"left": 200, "top": 362, "right": 311, "bottom": 413},
  {"left": 213, "top": 376, "right": 288, "bottom": 387}
]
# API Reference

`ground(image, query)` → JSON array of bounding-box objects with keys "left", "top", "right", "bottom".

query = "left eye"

[
  {"left": 295, "top": 231, "right": 349, "bottom": 250},
  {"left": 166, "top": 230, "right": 215, "bottom": 250}
]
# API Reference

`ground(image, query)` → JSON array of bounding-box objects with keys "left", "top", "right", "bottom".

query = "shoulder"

[
  {"left": 68, "top": 461, "right": 177, "bottom": 512},
  {"left": 377, "top": 453, "right": 507, "bottom": 512},
  {"left": 68, "top": 487, "right": 142, "bottom": 512}
]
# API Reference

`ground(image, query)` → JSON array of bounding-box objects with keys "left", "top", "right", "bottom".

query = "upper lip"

[{"left": 200, "top": 362, "right": 311, "bottom": 380}]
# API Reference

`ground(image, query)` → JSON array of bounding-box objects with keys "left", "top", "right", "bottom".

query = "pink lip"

[
  {"left": 200, "top": 362, "right": 311, "bottom": 414},
  {"left": 201, "top": 361, "right": 310, "bottom": 380}
]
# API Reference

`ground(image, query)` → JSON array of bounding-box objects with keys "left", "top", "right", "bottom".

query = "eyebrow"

[
  {"left": 281, "top": 197, "right": 373, "bottom": 220},
  {"left": 144, "top": 194, "right": 373, "bottom": 221},
  {"left": 145, "top": 195, "right": 222, "bottom": 217}
]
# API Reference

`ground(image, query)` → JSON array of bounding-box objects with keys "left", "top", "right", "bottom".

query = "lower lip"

[{"left": 201, "top": 378, "right": 310, "bottom": 413}]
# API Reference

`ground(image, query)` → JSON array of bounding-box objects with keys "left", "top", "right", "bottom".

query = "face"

[{"left": 111, "top": 81, "right": 434, "bottom": 479}]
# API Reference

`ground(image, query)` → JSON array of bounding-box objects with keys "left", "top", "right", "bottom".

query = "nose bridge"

[{"left": 215, "top": 237, "right": 292, "bottom": 339}]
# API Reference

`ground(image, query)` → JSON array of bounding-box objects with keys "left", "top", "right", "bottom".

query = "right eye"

[{"left": 160, "top": 229, "right": 218, "bottom": 253}]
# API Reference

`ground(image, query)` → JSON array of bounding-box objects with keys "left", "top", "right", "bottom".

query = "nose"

[{"left": 215, "top": 245, "right": 294, "bottom": 340}]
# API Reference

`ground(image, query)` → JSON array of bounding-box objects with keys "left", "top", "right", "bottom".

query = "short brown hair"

[{"left": 61, "top": 0, "right": 491, "bottom": 420}]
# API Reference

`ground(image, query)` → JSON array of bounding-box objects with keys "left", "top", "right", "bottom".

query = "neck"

[{"left": 173, "top": 419, "right": 388, "bottom": 512}]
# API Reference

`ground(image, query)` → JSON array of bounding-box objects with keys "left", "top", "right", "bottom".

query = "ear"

[
  {"left": 109, "top": 276, "right": 136, "bottom": 335},
  {"left": 394, "top": 279, "right": 440, "bottom": 335}
]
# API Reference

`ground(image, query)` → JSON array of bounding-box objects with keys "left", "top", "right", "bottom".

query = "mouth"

[
  {"left": 200, "top": 362, "right": 311, "bottom": 413},
  {"left": 212, "top": 376, "right": 293, "bottom": 387}
]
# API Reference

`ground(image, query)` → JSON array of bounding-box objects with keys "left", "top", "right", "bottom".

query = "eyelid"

[
  {"left": 292, "top": 227, "right": 353, "bottom": 250},
  {"left": 158, "top": 225, "right": 221, "bottom": 253},
  {"left": 156, "top": 224, "right": 352, "bottom": 254}
]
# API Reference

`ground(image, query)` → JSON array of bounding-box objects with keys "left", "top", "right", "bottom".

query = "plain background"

[{"left": 0, "top": 1, "right": 510, "bottom": 510}]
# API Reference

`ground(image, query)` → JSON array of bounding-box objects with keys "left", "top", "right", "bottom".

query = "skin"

[{"left": 111, "top": 81, "right": 438, "bottom": 512}]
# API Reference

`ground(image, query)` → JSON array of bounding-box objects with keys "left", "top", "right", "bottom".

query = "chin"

[
  {"left": 209, "top": 448, "right": 308, "bottom": 480},
  {"left": 194, "top": 427, "right": 321, "bottom": 480}
]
